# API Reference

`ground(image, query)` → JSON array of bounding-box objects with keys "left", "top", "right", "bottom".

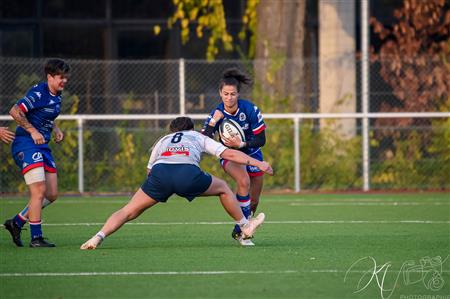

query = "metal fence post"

[
  {"left": 294, "top": 117, "right": 301, "bottom": 192},
  {"left": 361, "top": 0, "right": 370, "bottom": 191},
  {"left": 77, "top": 117, "right": 84, "bottom": 194},
  {"left": 179, "top": 58, "right": 185, "bottom": 115}
]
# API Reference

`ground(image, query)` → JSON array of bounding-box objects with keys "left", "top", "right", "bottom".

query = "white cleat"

[
  {"left": 237, "top": 237, "right": 255, "bottom": 246},
  {"left": 80, "top": 235, "right": 103, "bottom": 250},
  {"left": 241, "top": 212, "right": 265, "bottom": 239}
]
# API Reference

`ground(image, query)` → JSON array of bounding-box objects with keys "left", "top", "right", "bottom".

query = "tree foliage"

[
  {"left": 166, "top": 0, "right": 259, "bottom": 60},
  {"left": 371, "top": 0, "right": 450, "bottom": 120},
  {"left": 369, "top": 0, "right": 450, "bottom": 186}
]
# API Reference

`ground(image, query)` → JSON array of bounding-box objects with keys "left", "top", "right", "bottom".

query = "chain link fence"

[{"left": 0, "top": 58, "right": 449, "bottom": 193}]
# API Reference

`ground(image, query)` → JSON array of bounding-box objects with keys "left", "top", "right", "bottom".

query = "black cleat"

[
  {"left": 4, "top": 219, "right": 23, "bottom": 247},
  {"left": 231, "top": 228, "right": 241, "bottom": 240},
  {"left": 29, "top": 237, "right": 56, "bottom": 248}
]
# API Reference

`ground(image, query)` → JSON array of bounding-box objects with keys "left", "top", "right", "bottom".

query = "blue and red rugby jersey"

[
  {"left": 202, "top": 99, "right": 266, "bottom": 156},
  {"left": 11, "top": 82, "right": 62, "bottom": 156}
]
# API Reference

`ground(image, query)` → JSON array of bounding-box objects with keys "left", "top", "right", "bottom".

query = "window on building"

[
  {"left": 117, "top": 29, "right": 169, "bottom": 59},
  {"left": 43, "top": 25, "right": 105, "bottom": 58},
  {"left": 42, "top": 0, "right": 106, "bottom": 18},
  {"left": 0, "top": 0, "right": 37, "bottom": 18},
  {"left": 0, "top": 29, "right": 34, "bottom": 56},
  {"left": 111, "top": 0, "right": 172, "bottom": 19}
]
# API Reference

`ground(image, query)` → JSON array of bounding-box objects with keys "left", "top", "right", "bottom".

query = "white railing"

[{"left": 2, "top": 112, "right": 449, "bottom": 193}]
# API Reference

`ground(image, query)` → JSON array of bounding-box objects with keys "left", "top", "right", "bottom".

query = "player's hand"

[
  {"left": 221, "top": 134, "right": 241, "bottom": 148},
  {"left": 258, "top": 161, "right": 274, "bottom": 176},
  {"left": 0, "top": 127, "right": 15, "bottom": 144},
  {"left": 30, "top": 130, "right": 45, "bottom": 145},
  {"left": 53, "top": 127, "right": 64, "bottom": 143}
]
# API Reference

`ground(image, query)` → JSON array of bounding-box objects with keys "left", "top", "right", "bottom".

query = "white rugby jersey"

[{"left": 147, "top": 130, "right": 227, "bottom": 169}]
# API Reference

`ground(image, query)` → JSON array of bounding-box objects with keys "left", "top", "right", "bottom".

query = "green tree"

[{"left": 164, "top": 0, "right": 307, "bottom": 112}]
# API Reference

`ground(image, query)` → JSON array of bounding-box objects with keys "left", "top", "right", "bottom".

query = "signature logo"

[{"left": 344, "top": 255, "right": 448, "bottom": 299}]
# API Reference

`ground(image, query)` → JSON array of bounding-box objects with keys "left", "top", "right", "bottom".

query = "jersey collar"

[
  {"left": 45, "top": 82, "right": 61, "bottom": 97},
  {"left": 223, "top": 107, "right": 240, "bottom": 117}
]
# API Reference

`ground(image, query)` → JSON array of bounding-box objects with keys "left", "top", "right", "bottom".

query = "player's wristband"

[{"left": 239, "top": 141, "right": 246, "bottom": 148}]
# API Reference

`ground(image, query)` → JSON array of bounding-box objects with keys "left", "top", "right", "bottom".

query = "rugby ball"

[{"left": 219, "top": 119, "right": 246, "bottom": 142}]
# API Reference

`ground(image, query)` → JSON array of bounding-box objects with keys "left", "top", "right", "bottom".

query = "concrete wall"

[{"left": 319, "top": 0, "right": 356, "bottom": 136}]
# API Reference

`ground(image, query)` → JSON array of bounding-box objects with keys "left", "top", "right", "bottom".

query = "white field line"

[
  {"left": 2, "top": 269, "right": 449, "bottom": 277},
  {"left": 289, "top": 202, "right": 450, "bottom": 206},
  {"left": 267, "top": 198, "right": 450, "bottom": 203},
  {"left": 41, "top": 220, "right": 450, "bottom": 226}
]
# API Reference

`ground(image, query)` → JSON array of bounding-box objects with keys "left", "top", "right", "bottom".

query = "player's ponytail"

[{"left": 219, "top": 68, "right": 252, "bottom": 92}]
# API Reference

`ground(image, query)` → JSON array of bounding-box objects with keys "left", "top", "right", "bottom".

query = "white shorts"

[{"left": 24, "top": 167, "right": 46, "bottom": 185}]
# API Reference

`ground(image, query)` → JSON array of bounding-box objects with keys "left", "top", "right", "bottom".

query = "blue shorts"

[
  {"left": 220, "top": 149, "right": 264, "bottom": 177},
  {"left": 12, "top": 146, "right": 57, "bottom": 174},
  {"left": 141, "top": 163, "right": 212, "bottom": 202}
]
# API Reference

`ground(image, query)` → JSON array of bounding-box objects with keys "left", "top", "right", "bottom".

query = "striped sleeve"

[
  {"left": 250, "top": 105, "right": 266, "bottom": 134},
  {"left": 16, "top": 86, "right": 40, "bottom": 113}
]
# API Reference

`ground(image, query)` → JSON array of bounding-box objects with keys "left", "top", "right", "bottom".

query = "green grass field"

[{"left": 1, "top": 193, "right": 449, "bottom": 299}]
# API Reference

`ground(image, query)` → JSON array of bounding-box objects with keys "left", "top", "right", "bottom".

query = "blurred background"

[{"left": 0, "top": 0, "right": 449, "bottom": 193}]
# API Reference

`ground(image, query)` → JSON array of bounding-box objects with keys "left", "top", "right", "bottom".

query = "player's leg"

[
  {"left": 4, "top": 166, "right": 53, "bottom": 247},
  {"left": 6, "top": 151, "right": 57, "bottom": 231},
  {"left": 223, "top": 162, "right": 251, "bottom": 212},
  {"left": 222, "top": 160, "right": 252, "bottom": 240},
  {"left": 44, "top": 171, "right": 58, "bottom": 202},
  {"left": 16, "top": 166, "right": 55, "bottom": 247},
  {"left": 200, "top": 175, "right": 265, "bottom": 240},
  {"left": 223, "top": 160, "right": 251, "bottom": 198},
  {"left": 102, "top": 188, "right": 158, "bottom": 236},
  {"left": 4, "top": 169, "right": 48, "bottom": 247},
  {"left": 27, "top": 179, "right": 53, "bottom": 247},
  {"left": 247, "top": 149, "right": 265, "bottom": 214},
  {"left": 81, "top": 188, "right": 159, "bottom": 250},
  {"left": 201, "top": 175, "right": 244, "bottom": 221},
  {"left": 15, "top": 172, "right": 58, "bottom": 221},
  {"left": 250, "top": 175, "right": 264, "bottom": 214}
]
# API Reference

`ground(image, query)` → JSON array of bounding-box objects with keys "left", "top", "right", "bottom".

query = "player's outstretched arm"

[
  {"left": 0, "top": 127, "right": 15, "bottom": 144},
  {"left": 220, "top": 148, "right": 273, "bottom": 175}
]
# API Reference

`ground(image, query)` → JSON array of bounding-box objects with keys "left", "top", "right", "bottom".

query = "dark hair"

[
  {"left": 219, "top": 68, "right": 252, "bottom": 92},
  {"left": 45, "top": 59, "right": 70, "bottom": 76},
  {"left": 169, "top": 117, "right": 194, "bottom": 132}
]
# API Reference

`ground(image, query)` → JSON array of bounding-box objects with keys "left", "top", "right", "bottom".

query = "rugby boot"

[
  {"left": 29, "top": 237, "right": 56, "bottom": 248},
  {"left": 3, "top": 219, "right": 23, "bottom": 247}
]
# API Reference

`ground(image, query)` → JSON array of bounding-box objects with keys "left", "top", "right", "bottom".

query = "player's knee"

[
  {"left": 236, "top": 176, "right": 250, "bottom": 190},
  {"left": 211, "top": 178, "right": 232, "bottom": 197},
  {"left": 30, "top": 183, "right": 47, "bottom": 198},
  {"left": 46, "top": 192, "right": 58, "bottom": 202}
]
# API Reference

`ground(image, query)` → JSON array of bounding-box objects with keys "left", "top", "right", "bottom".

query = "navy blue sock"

[
  {"left": 234, "top": 194, "right": 251, "bottom": 234},
  {"left": 13, "top": 214, "right": 26, "bottom": 229},
  {"left": 234, "top": 224, "right": 242, "bottom": 234},
  {"left": 237, "top": 194, "right": 251, "bottom": 218},
  {"left": 29, "top": 221, "right": 42, "bottom": 240}
]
